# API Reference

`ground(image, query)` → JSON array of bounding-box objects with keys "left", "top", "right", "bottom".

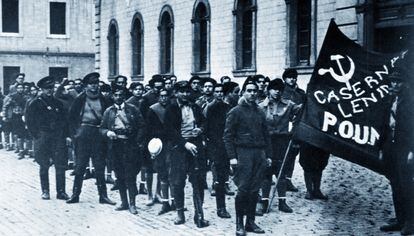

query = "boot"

[
  {"left": 278, "top": 199, "right": 293, "bottom": 213},
  {"left": 170, "top": 199, "right": 176, "bottom": 211},
  {"left": 312, "top": 174, "right": 328, "bottom": 200},
  {"left": 106, "top": 175, "right": 115, "bottom": 184},
  {"left": 286, "top": 178, "right": 299, "bottom": 192},
  {"left": 236, "top": 214, "right": 246, "bottom": 236},
  {"left": 158, "top": 182, "right": 171, "bottom": 215},
  {"left": 379, "top": 222, "right": 402, "bottom": 232},
  {"left": 56, "top": 169, "right": 69, "bottom": 200},
  {"left": 261, "top": 199, "right": 269, "bottom": 214},
  {"left": 217, "top": 208, "right": 231, "bottom": 218},
  {"left": 115, "top": 189, "right": 129, "bottom": 211},
  {"left": 174, "top": 209, "right": 185, "bottom": 225},
  {"left": 138, "top": 182, "right": 147, "bottom": 195},
  {"left": 193, "top": 193, "right": 209, "bottom": 228},
  {"left": 98, "top": 185, "right": 116, "bottom": 205},
  {"left": 110, "top": 180, "right": 119, "bottom": 191},
  {"left": 66, "top": 175, "right": 83, "bottom": 204},
  {"left": 128, "top": 191, "right": 138, "bottom": 215},
  {"left": 245, "top": 193, "right": 264, "bottom": 234},
  {"left": 225, "top": 182, "right": 235, "bottom": 196},
  {"left": 304, "top": 172, "right": 314, "bottom": 200},
  {"left": 401, "top": 222, "right": 414, "bottom": 235},
  {"left": 15, "top": 137, "right": 22, "bottom": 154},
  {"left": 40, "top": 169, "right": 50, "bottom": 200}
]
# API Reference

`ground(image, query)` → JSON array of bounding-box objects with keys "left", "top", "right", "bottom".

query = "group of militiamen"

[{"left": 2, "top": 63, "right": 413, "bottom": 235}]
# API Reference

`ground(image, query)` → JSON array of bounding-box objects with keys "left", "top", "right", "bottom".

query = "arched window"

[
  {"left": 158, "top": 6, "right": 174, "bottom": 75},
  {"left": 192, "top": 0, "right": 210, "bottom": 76},
  {"left": 131, "top": 13, "right": 144, "bottom": 80},
  {"left": 233, "top": 0, "right": 257, "bottom": 76},
  {"left": 107, "top": 20, "right": 119, "bottom": 78}
]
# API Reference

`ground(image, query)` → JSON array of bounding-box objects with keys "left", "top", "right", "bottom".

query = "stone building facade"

[
  {"left": 0, "top": 0, "right": 95, "bottom": 94},
  {"left": 95, "top": 0, "right": 414, "bottom": 88}
]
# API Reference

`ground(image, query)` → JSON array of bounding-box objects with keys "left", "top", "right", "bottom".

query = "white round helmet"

[{"left": 148, "top": 138, "right": 163, "bottom": 157}]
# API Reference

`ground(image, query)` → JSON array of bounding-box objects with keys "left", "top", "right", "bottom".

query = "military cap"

[
  {"left": 114, "top": 75, "right": 128, "bottom": 83},
  {"left": 149, "top": 74, "right": 164, "bottom": 87},
  {"left": 282, "top": 68, "right": 298, "bottom": 80},
  {"left": 37, "top": 76, "right": 55, "bottom": 89},
  {"left": 174, "top": 80, "right": 191, "bottom": 91},
  {"left": 242, "top": 76, "right": 258, "bottom": 92},
  {"left": 23, "top": 82, "right": 31, "bottom": 87},
  {"left": 223, "top": 81, "right": 239, "bottom": 95},
  {"left": 17, "top": 73, "right": 25, "bottom": 78},
  {"left": 100, "top": 83, "right": 111, "bottom": 92},
  {"left": 253, "top": 74, "right": 267, "bottom": 82},
  {"left": 83, "top": 72, "right": 100, "bottom": 84},
  {"left": 267, "top": 79, "right": 285, "bottom": 91},
  {"left": 111, "top": 84, "right": 126, "bottom": 94}
]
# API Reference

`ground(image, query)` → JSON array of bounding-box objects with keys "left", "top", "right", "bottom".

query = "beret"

[
  {"left": 174, "top": 80, "right": 191, "bottom": 91},
  {"left": 129, "top": 82, "right": 144, "bottom": 90},
  {"left": 111, "top": 84, "right": 127, "bottom": 94},
  {"left": 282, "top": 68, "right": 298, "bottom": 80},
  {"left": 82, "top": 72, "right": 100, "bottom": 84},
  {"left": 222, "top": 82, "right": 239, "bottom": 95},
  {"left": 267, "top": 79, "right": 285, "bottom": 91},
  {"left": 37, "top": 76, "right": 55, "bottom": 89},
  {"left": 114, "top": 75, "right": 128, "bottom": 83},
  {"left": 242, "top": 76, "right": 258, "bottom": 91},
  {"left": 149, "top": 74, "right": 164, "bottom": 86}
]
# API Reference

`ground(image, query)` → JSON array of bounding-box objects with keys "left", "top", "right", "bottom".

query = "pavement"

[{"left": 0, "top": 148, "right": 400, "bottom": 236}]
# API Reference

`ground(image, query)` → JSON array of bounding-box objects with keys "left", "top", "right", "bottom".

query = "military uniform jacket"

[
  {"left": 223, "top": 97, "right": 272, "bottom": 160},
  {"left": 25, "top": 94, "right": 68, "bottom": 138},
  {"left": 100, "top": 103, "right": 146, "bottom": 145}
]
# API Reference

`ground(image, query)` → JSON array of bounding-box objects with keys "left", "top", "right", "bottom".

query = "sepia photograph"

[{"left": 0, "top": 0, "right": 413, "bottom": 235}]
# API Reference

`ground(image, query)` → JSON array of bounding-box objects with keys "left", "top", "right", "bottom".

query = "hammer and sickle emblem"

[{"left": 318, "top": 55, "right": 355, "bottom": 90}]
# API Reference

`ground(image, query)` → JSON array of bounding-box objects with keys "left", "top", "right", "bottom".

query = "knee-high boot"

[
  {"left": 235, "top": 193, "right": 247, "bottom": 236},
  {"left": 55, "top": 168, "right": 69, "bottom": 200},
  {"left": 312, "top": 172, "right": 328, "bottom": 200},
  {"left": 245, "top": 192, "right": 265, "bottom": 233},
  {"left": 115, "top": 187, "right": 129, "bottom": 211},
  {"left": 66, "top": 174, "right": 83, "bottom": 203},
  {"left": 193, "top": 184, "right": 209, "bottom": 228},
  {"left": 97, "top": 184, "right": 116, "bottom": 205},
  {"left": 128, "top": 190, "right": 138, "bottom": 214},
  {"left": 39, "top": 166, "right": 50, "bottom": 199},
  {"left": 304, "top": 171, "right": 314, "bottom": 199},
  {"left": 277, "top": 179, "right": 293, "bottom": 213},
  {"left": 158, "top": 182, "right": 171, "bottom": 215}
]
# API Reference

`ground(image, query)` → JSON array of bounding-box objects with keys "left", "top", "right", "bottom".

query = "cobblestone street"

[{"left": 0, "top": 149, "right": 399, "bottom": 236}]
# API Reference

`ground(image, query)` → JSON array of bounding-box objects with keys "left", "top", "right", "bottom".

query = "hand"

[
  {"left": 192, "top": 127, "right": 203, "bottom": 136},
  {"left": 22, "top": 116, "right": 25, "bottom": 122},
  {"left": 2, "top": 117, "right": 7, "bottom": 122},
  {"left": 66, "top": 137, "right": 72, "bottom": 146},
  {"left": 408, "top": 151, "right": 413, "bottom": 164},
  {"left": 107, "top": 131, "right": 117, "bottom": 140},
  {"left": 184, "top": 142, "right": 198, "bottom": 156},
  {"left": 266, "top": 158, "right": 272, "bottom": 167},
  {"left": 230, "top": 158, "right": 238, "bottom": 165}
]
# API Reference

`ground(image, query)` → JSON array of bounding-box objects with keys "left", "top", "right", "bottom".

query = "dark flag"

[{"left": 293, "top": 19, "right": 403, "bottom": 174}]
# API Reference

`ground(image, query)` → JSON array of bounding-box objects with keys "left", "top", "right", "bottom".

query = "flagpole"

[{"left": 266, "top": 139, "right": 293, "bottom": 213}]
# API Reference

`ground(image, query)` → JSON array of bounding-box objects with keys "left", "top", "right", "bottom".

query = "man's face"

[
  {"left": 16, "top": 75, "right": 24, "bottom": 84},
  {"left": 132, "top": 85, "right": 144, "bottom": 98},
  {"left": 256, "top": 78, "right": 266, "bottom": 91},
  {"left": 222, "top": 78, "right": 231, "bottom": 84},
  {"left": 164, "top": 79, "right": 172, "bottom": 90},
  {"left": 30, "top": 87, "right": 38, "bottom": 96},
  {"left": 175, "top": 89, "right": 191, "bottom": 103},
  {"left": 16, "top": 85, "right": 24, "bottom": 94},
  {"left": 284, "top": 77, "right": 297, "bottom": 87},
  {"left": 159, "top": 90, "right": 170, "bottom": 106},
  {"left": 268, "top": 88, "right": 282, "bottom": 101},
  {"left": 115, "top": 78, "right": 127, "bottom": 88},
  {"left": 42, "top": 87, "right": 54, "bottom": 97},
  {"left": 229, "top": 86, "right": 240, "bottom": 101},
  {"left": 213, "top": 86, "right": 224, "bottom": 101},
  {"left": 153, "top": 82, "right": 164, "bottom": 93},
  {"left": 203, "top": 82, "right": 214, "bottom": 96},
  {"left": 112, "top": 90, "right": 125, "bottom": 105},
  {"left": 85, "top": 82, "right": 99, "bottom": 93},
  {"left": 170, "top": 76, "right": 177, "bottom": 85},
  {"left": 243, "top": 84, "right": 258, "bottom": 103},
  {"left": 390, "top": 81, "right": 403, "bottom": 95},
  {"left": 191, "top": 79, "right": 201, "bottom": 91}
]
